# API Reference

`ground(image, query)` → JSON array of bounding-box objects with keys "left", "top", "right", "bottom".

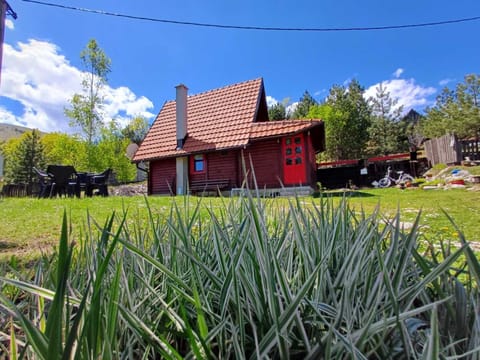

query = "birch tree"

[{"left": 65, "top": 39, "right": 111, "bottom": 169}]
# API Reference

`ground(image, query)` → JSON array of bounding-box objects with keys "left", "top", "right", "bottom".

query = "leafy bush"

[{"left": 1, "top": 195, "right": 480, "bottom": 358}]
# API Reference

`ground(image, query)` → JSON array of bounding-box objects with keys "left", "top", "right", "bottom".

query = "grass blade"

[
  {"left": 422, "top": 305, "right": 440, "bottom": 360},
  {"left": 10, "top": 318, "right": 17, "bottom": 360}
]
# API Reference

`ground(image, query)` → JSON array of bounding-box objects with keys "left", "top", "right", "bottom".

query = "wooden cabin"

[{"left": 133, "top": 78, "right": 325, "bottom": 195}]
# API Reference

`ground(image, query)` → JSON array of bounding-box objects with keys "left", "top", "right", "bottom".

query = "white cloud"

[
  {"left": 266, "top": 95, "right": 298, "bottom": 118},
  {"left": 365, "top": 78, "right": 436, "bottom": 112},
  {"left": 393, "top": 68, "right": 404, "bottom": 78},
  {"left": 0, "top": 39, "right": 154, "bottom": 133},
  {"left": 286, "top": 102, "right": 298, "bottom": 117},
  {"left": 314, "top": 89, "right": 327, "bottom": 97},
  {"left": 101, "top": 86, "right": 154, "bottom": 127},
  {"left": 0, "top": 106, "right": 18, "bottom": 123},
  {"left": 439, "top": 78, "right": 454, "bottom": 86},
  {"left": 5, "top": 19, "right": 14, "bottom": 30},
  {"left": 266, "top": 95, "right": 278, "bottom": 107}
]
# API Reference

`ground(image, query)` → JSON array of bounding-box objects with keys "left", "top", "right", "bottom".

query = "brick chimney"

[{"left": 175, "top": 84, "right": 188, "bottom": 149}]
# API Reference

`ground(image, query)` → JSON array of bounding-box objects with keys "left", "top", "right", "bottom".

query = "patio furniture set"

[{"left": 34, "top": 165, "right": 111, "bottom": 198}]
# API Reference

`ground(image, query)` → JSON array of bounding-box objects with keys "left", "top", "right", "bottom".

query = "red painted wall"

[
  {"left": 189, "top": 150, "right": 240, "bottom": 187},
  {"left": 149, "top": 133, "right": 319, "bottom": 194},
  {"left": 306, "top": 134, "right": 318, "bottom": 187},
  {"left": 243, "top": 138, "right": 283, "bottom": 188},
  {"left": 149, "top": 158, "right": 176, "bottom": 195},
  {"left": 245, "top": 135, "right": 317, "bottom": 188}
]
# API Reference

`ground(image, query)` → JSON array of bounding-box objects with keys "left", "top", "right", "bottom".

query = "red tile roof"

[
  {"left": 249, "top": 120, "right": 323, "bottom": 140},
  {"left": 133, "top": 78, "right": 324, "bottom": 162}
]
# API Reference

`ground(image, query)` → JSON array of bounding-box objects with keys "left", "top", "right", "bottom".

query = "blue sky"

[{"left": 1, "top": 0, "right": 479, "bottom": 133}]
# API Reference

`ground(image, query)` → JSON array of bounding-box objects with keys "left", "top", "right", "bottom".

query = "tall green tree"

[
  {"left": 367, "top": 83, "right": 404, "bottom": 156},
  {"left": 42, "top": 133, "right": 87, "bottom": 170},
  {"left": 121, "top": 116, "right": 150, "bottom": 145},
  {"left": 422, "top": 74, "right": 480, "bottom": 139},
  {"left": 291, "top": 90, "right": 317, "bottom": 119},
  {"left": 398, "top": 109, "right": 424, "bottom": 153},
  {"left": 309, "top": 80, "right": 371, "bottom": 160},
  {"left": 2, "top": 130, "right": 45, "bottom": 185},
  {"left": 65, "top": 39, "right": 111, "bottom": 169},
  {"left": 97, "top": 120, "right": 137, "bottom": 182},
  {"left": 268, "top": 102, "right": 287, "bottom": 121}
]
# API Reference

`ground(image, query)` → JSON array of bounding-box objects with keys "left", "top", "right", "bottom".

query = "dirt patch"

[
  {"left": 0, "top": 235, "right": 56, "bottom": 263},
  {"left": 0, "top": 241, "right": 17, "bottom": 250},
  {"left": 109, "top": 182, "right": 147, "bottom": 196}
]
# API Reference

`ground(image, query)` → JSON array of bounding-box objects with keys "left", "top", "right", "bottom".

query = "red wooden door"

[{"left": 282, "top": 135, "right": 306, "bottom": 185}]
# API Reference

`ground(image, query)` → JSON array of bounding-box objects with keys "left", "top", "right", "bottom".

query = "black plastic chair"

[
  {"left": 75, "top": 172, "right": 91, "bottom": 197},
  {"left": 88, "top": 168, "right": 111, "bottom": 197},
  {"left": 33, "top": 167, "right": 53, "bottom": 198}
]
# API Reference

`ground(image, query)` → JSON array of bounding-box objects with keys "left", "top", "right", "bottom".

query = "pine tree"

[
  {"left": 268, "top": 102, "right": 287, "bottom": 121},
  {"left": 291, "top": 91, "right": 317, "bottom": 119},
  {"left": 308, "top": 80, "right": 371, "bottom": 160},
  {"left": 367, "top": 83, "right": 404, "bottom": 156},
  {"left": 3, "top": 130, "right": 46, "bottom": 185},
  {"left": 422, "top": 74, "right": 480, "bottom": 139}
]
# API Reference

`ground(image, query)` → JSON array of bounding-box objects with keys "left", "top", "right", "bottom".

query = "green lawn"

[
  {"left": 320, "top": 187, "right": 480, "bottom": 241},
  {"left": 1, "top": 188, "right": 479, "bottom": 264},
  {"left": 0, "top": 196, "right": 172, "bottom": 263}
]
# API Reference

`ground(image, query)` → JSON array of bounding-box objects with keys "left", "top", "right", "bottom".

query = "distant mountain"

[{"left": 0, "top": 123, "right": 45, "bottom": 142}]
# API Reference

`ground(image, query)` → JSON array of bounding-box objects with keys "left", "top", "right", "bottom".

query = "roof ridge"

[
  {"left": 252, "top": 119, "right": 323, "bottom": 125},
  {"left": 192, "top": 77, "right": 263, "bottom": 98},
  {"left": 164, "top": 78, "right": 263, "bottom": 103}
]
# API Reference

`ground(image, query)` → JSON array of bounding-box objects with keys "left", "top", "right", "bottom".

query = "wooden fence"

[
  {"left": 461, "top": 139, "right": 480, "bottom": 160},
  {"left": 424, "top": 134, "right": 462, "bottom": 165},
  {"left": 0, "top": 183, "right": 35, "bottom": 197},
  {"left": 424, "top": 134, "right": 480, "bottom": 165}
]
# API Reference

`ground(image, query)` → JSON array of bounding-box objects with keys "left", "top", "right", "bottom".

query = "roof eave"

[
  {"left": 132, "top": 143, "right": 249, "bottom": 163},
  {"left": 249, "top": 120, "right": 323, "bottom": 139}
]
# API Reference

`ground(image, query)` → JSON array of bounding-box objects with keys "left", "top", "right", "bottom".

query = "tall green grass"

[{"left": 1, "top": 194, "right": 480, "bottom": 358}]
